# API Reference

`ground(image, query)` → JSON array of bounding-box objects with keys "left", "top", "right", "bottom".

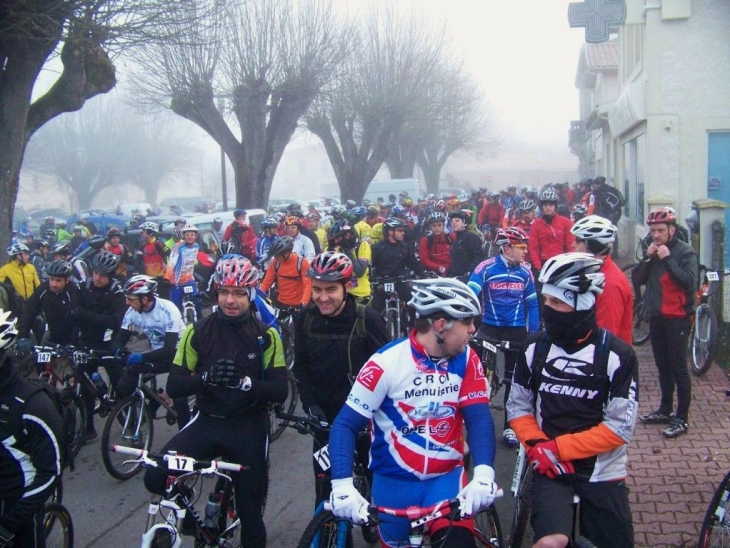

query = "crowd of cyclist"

[{"left": 0, "top": 174, "right": 659, "bottom": 547}]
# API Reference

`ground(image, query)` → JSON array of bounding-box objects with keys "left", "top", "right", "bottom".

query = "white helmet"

[
  {"left": 139, "top": 222, "right": 159, "bottom": 233},
  {"left": 182, "top": 223, "right": 198, "bottom": 234},
  {"left": 0, "top": 310, "right": 18, "bottom": 350},
  {"left": 408, "top": 278, "right": 481, "bottom": 319},
  {"left": 538, "top": 252, "right": 605, "bottom": 295},
  {"left": 570, "top": 215, "right": 617, "bottom": 245},
  {"left": 7, "top": 243, "right": 29, "bottom": 256}
]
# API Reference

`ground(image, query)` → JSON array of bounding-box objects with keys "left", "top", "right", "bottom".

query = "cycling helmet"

[
  {"left": 401, "top": 197, "right": 413, "bottom": 207},
  {"left": 213, "top": 255, "right": 259, "bottom": 288},
  {"left": 382, "top": 218, "right": 407, "bottom": 233},
  {"left": 182, "top": 224, "right": 198, "bottom": 234},
  {"left": 362, "top": 199, "right": 371, "bottom": 207},
  {"left": 0, "top": 310, "right": 18, "bottom": 351},
  {"left": 7, "top": 243, "right": 29, "bottom": 256},
  {"left": 123, "top": 274, "right": 158, "bottom": 296},
  {"left": 449, "top": 210, "right": 470, "bottom": 224},
  {"left": 578, "top": 178, "right": 592, "bottom": 187},
  {"left": 46, "top": 260, "right": 73, "bottom": 278},
  {"left": 220, "top": 240, "right": 237, "bottom": 255},
  {"left": 427, "top": 212, "right": 447, "bottom": 224},
  {"left": 391, "top": 205, "right": 406, "bottom": 216},
  {"left": 538, "top": 252, "right": 605, "bottom": 311},
  {"left": 331, "top": 205, "right": 347, "bottom": 217},
  {"left": 519, "top": 199, "right": 536, "bottom": 212},
  {"left": 107, "top": 227, "right": 121, "bottom": 238},
  {"left": 351, "top": 206, "right": 366, "bottom": 217},
  {"left": 457, "top": 193, "right": 470, "bottom": 203},
  {"left": 408, "top": 278, "right": 481, "bottom": 320},
  {"left": 328, "top": 219, "right": 353, "bottom": 241},
  {"left": 35, "top": 239, "right": 49, "bottom": 249},
  {"left": 592, "top": 176, "right": 606, "bottom": 185},
  {"left": 45, "top": 216, "right": 55, "bottom": 222},
  {"left": 174, "top": 217, "right": 187, "bottom": 226},
  {"left": 284, "top": 215, "right": 301, "bottom": 227},
  {"left": 91, "top": 250, "right": 121, "bottom": 274},
  {"left": 45, "top": 229, "right": 56, "bottom": 239},
  {"left": 367, "top": 205, "right": 380, "bottom": 216},
  {"left": 539, "top": 189, "right": 558, "bottom": 203},
  {"left": 345, "top": 200, "right": 357, "bottom": 208},
  {"left": 72, "top": 225, "right": 83, "bottom": 233},
  {"left": 233, "top": 208, "right": 247, "bottom": 217},
  {"left": 213, "top": 217, "right": 223, "bottom": 224},
  {"left": 261, "top": 216, "right": 279, "bottom": 229},
  {"left": 288, "top": 206, "right": 304, "bottom": 218},
  {"left": 88, "top": 234, "right": 106, "bottom": 250},
  {"left": 139, "top": 221, "right": 159, "bottom": 234},
  {"left": 570, "top": 215, "right": 617, "bottom": 245},
  {"left": 268, "top": 236, "right": 294, "bottom": 256},
  {"left": 446, "top": 197, "right": 460, "bottom": 209},
  {"left": 488, "top": 191, "right": 500, "bottom": 200},
  {"left": 307, "top": 212, "right": 321, "bottom": 221},
  {"left": 494, "top": 227, "right": 529, "bottom": 247},
  {"left": 646, "top": 207, "right": 677, "bottom": 225},
  {"left": 307, "top": 251, "right": 353, "bottom": 282},
  {"left": 572, "top": 204, "right": 588, "bottom": 216},
  {"left": 507, "top": 185, "right": 517, "bottom": 191},
  {"left": 50, "top": 241, "right": 71, "bottom": 256}
]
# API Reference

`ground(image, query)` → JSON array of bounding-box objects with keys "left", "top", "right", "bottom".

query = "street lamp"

[{"left": 216, "top": 97, "right": 228, "bottom": 212}]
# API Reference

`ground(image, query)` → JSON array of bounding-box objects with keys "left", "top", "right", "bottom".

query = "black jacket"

[
  {"left": 449, "top": 230, "right": 484, "bottom": 277},
  {"left": 77, "top": 278, "right": 127, "bottom": 350},
  {"left": 18, "top": 282, "right": 79, "bottom": 344},
  {"left": 371, "top": 239, "right": 422, "bottom": 279}
]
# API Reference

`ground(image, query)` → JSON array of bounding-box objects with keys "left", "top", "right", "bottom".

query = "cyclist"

[
  {"left": 467, "top": 227, "right": 539, "bottom": 447},
  {"left": 69, "top": 225, "right": 86, "bottom": 251},
  {"left": 146, "top": 255, "right": 287, "bottom": 548},
  {"left": 29, "top": 239, "right": 50, "bottom": 282},
  {"left": 576, "top": 178, "right": 596, "bottom": 215},
  {"left": 255, "top": 216, "right": 279, "bottom": 271},
  {"left": 104, "top": 227, "right": 134, "bottom": 281},
  {"left": 212, "top": 216, "right": 224, "bottom": 240},
  {"left": 135, "top": 222, "right": 169, "bottom": 278},
  {"left": 259, "top": 237, "right": 312, "bottom": 309},
  {"left": 571, "top": 204, "right": 588, "bottom": 222},
  {"left": 511, "top": 199, "right": 536, "bottom": 234},
  {"left": 419, "top": 212, "right": 453, "bottom": 276},
  {"left": 507, "top": 252, "right": 638, "bottom": 548},
  {"left": 634, "top": 207, "right": 697, "bottom": 438},
  {"left": 307, "top": 212, "right": 328, "bottom": 251},
  {"left": 163, "top": 223, "right": 202, "bottom": 319},
  {"left": 571, "top": 215, "right": 633, "bottom": 344},
  {"left": 223, "top": 209, "right": 257, "bottom": 260},
  {"left": 0, "top": 243, "right": 40, "bottom": 303},
  {"left": 49, "top": 240, "right": 89, "bottom": 286},
  {"left": 528, "top": 189, "right": 574, "bottom": 278},
  {"left": 284, "top": 215, "right": 316, "bottom": 260},
  {"left": 449, "top": 210, "right": 484, "bottom": 281},
  {"left": 74, "top": 250, "right": 127, "bottom": 440},
  {"left": 327, "top": 220, "right": 372, "bottom": 303},
  {"left": 293, "top": 252, "right": 390, "bottom": 506},
  {"left": 0, "top": 311, "right": 64, "bottom": 548},
  {"left": 55, "top": 220, "right": 72, "bottom": 243},
  {"left": 328, "top": 278, "right": 498, "bottom": 546},
  {"left": 108, "top": 275, "right": 189, "bottom": 429},
  {"left": 163, "top": 218, "right": 187, "bottom": 249}
]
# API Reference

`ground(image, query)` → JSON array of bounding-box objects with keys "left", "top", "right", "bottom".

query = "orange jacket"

[
  {"left": 259, "top": 253, "right": 311, "bottom": 307},
  {"left": 596, "top": 254, "right": 633, "bottom": 345}
]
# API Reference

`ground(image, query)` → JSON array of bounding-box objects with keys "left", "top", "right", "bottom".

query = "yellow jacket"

[{"left": 0, "top": 261, "right": 41, "bottom": 299}]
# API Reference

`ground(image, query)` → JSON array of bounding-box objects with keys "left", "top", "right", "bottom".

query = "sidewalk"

[{"left": 628, "top": 342, "right": 730, "bottom": 547}]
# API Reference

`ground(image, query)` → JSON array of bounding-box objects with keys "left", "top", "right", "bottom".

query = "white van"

[{"left": 363, "top": 178, "right": 421, "bottom": 204}]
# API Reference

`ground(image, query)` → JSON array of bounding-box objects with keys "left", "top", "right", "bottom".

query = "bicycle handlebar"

[
  {"left": 111, "top": 445, "right": 246, "bottom": 473},
  {"left": 469, "top": 337, "right": 517, "bottom": 353},
  {"left": 274, "top": 407, "right": 331, "bottom": 434}
]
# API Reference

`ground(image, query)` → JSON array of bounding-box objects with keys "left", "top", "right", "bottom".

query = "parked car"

[
  {"left": 65, "top": 215, "right": 129, "bottom": 236},
  {"left": 188, "top": 209, "right": 266, "bottom": 235}
]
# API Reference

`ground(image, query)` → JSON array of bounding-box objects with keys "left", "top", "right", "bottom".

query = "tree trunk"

[{"left": 418, "top": 149, "right": 447, "bottom": 194}]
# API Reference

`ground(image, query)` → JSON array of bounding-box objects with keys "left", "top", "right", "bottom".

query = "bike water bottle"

[
  {"left": 91, "top": 372, "right": 108, "bottom": 397},
  {"left": 204, "top": 493, "right": 222, "bottom": 528}
]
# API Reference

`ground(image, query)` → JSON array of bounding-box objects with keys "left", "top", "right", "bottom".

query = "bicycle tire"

[
  {"left": 101, "top": 395, "right": 154, "bottom": 480},
  {"left": 699, "top": 470, "right": 730, "bottom": 548},
  {"left": 185, "top": 307, "right": 195, "bottom": 326},
  {"left": 690, "top": 303, "right": 718, "bottom": 376},
  {"left": 297, "top": 510, "right": 349, "bottom": 548},
  {"left": 62, "top": 389, "right": 86, "bottom": 460},
  {"left": 269, "top": 371, "right": 298, "bottom": 442},
  {"left": 151, "top": 528, "right": 173, "bottom": 548},
  {"left": 474, "top": 506, "right": 503, "bottom": 548},
  {"left": 44, "top": 502, "right": 74, "bottom": 548},
  {"left": 621, "top": 262, "right": 650, "bottom": 345},
  {"left": 509, "top": 466, "right": 533, "bottom": 548},
  {"left": 386, "top": 309, "right": 399, "bottom": 342}
]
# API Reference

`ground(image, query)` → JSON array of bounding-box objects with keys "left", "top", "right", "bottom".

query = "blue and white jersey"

[
  {"left": 121, "top": 297, "right": 184, "bottom": 349},
  {"left": 468, "top": 255, "right": 539, "bottom": 332}
]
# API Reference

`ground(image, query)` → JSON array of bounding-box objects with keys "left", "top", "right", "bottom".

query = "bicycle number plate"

[
  {"left": 707, "top": 271, "right": 720, "bottom": 282},
  {"left": 313, "top": 445, "right": 331, "bottom": 471},
  {"left": 37, "top": 352, "right": 52, "bottom": 364},
  {"left": 183, "top": 285, "right": 194, "bottom": 294},
  {"left": 73, "top": 351, "right": 87, "bottom": 364},
  {"left": 167, "top": 455, "right": 195, "bottom": 472},
  {"left": 484, "top": 341, "right": 497, "bottom": 354},
  {"left": 384, "top": 282, "right": 395, "bottom": 292}
]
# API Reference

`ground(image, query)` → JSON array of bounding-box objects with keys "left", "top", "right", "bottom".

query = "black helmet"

[
  {"left": 382, "top": 218, "right": 407, "bottom": 233},
  {"left": 35, "top": 239, "right": 49, "bottom": 249},
  {"left": 268, "top": 237, "right": 294, "bottom": 257},
  {"left": 88, "top": 234, "right": 107, "bottom": 250},
  {"left": 327, "top": 219, "right": 353, "bottom": 241},
  {"left": 47, "top": 260, "right": 73, "bottom": 278},
  {"left": 91, "top": 250, "right": 120, "bottom": 275},
  {"left": 50, "top": 241, "right": 72, "bottom": 256}
]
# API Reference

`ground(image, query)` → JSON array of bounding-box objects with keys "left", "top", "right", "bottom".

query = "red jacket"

[
  {"left": 419, "top": 233, "right": 453, "bottom": 273},
  {"left": 223, "top": 220, "right": 257, "bottom": 260},
  {"left": 596, "top": 254, "right": 633, "bottom": 345},
  {"left": 527, "top": 215, "right": 574, "bottom": 271},
  {"left": 478, "top": 202, "right": 505, "bottom": 227}
]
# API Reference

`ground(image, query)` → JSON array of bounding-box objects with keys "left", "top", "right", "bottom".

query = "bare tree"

[
  {"left": 0, "top": 0, "right": 208, "bottom": 256},
  {"left": 306, "top": 5, "right": 448, "bottom": 203},
  {"left": 131, "top": 0, "right": 350, "bottom": 209}
]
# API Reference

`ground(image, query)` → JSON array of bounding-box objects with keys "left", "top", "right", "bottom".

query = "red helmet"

[
  {"left": 646, "top": 207, "right": 676, "bottom": 225},
  {"left": 306, "top": 252, "right": 353, "bottom": 282},
  {"left": 213, "top": 255, "right": 259, "bottom": 288},
  {"left": 285, "top": 215, "right": 301, "bottom": 227},
  {"left": 494, "top": 227, "right": 529, "bottom": 247}
]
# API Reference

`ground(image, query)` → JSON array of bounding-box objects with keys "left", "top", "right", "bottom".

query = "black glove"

[
  {"left": 307, "top": 404, "right": 329, "bottom": 426},
  {"left": 0, "top": 522, "right": 14, "bottom": 548},
  {"left": 203, "top": 359, "right": 243, "bottom": 387}
]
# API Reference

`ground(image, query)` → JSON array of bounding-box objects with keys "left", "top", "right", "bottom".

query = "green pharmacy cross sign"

[{"left": 568, "top": 0, "right": 627, "bottom": 43}]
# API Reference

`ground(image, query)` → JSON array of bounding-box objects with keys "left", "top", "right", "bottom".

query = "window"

[{"left": 622, "top": 134, "right": 646, "bottom": 222}]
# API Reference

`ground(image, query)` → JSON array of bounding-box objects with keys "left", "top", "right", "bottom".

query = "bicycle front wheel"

[
  {"left": 621, "top": 263, "right": 650, "bottom": 345},
  {"left": 509, "top": 466, "right": 533, "bottom": 548},
  {"left": 699, "top": 471, "right": 730, "bottom": 548},
  {"left": 690, "top": 303, "right": 718, "bottom": 376},
  {"left": 297, "top": 510, "right": 350, "bottom": 548},
  {"left": 269, "top": 371, "right": 298, "bottom": 442},
  {"left": 101, "top": 395, "right": 154, "bottom": 480},
  {"left": 386, "top": 308, "right": 399, "bottom": 341},
  {"left": 44, "top": 502, "right": 74, "bottom": 548},
  {"left": 61, "top": 389, "right": 86, "bottom": 460},
  {"left": 474, "top": 506, "right": 503, "bottom": 547}
]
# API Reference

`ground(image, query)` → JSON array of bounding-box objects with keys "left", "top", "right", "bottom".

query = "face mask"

[{"left": 542, "top": 305, "right": 596, "bottom": 347}]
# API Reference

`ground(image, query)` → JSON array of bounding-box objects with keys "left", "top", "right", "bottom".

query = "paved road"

[{"left": 58, "top": 384, "right": 519, "bottom": 547}]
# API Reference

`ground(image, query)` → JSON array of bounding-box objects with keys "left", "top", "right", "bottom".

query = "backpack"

[
  {"left": 530, "top": 328, "right": 613, "bottom": 401},
  {"left": 0, "top": 279, "right": 24, "bottom": 320},
  {"left": 10, "top": 378, "right": 77, "bottom": 472},
  {"left": 597, "top": 186, "right": 625, "bottom": 223},
  {"left": 274, "top": 254, "right": 304, "bottom": 280}
]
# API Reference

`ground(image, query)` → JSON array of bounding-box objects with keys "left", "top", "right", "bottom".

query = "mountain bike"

[
  {"left": 371, "top": 276, "right": 409, "bottom": 341},
  {"left": 268, "top": 304, "right": 299, "bottom": 441},
  {"left": 181, "top": 282, "right": 200, "bottom": 326},
  {"left": 43, "top": 501, "right": 74, "bottom": 548},
  {"left": 65, "top": 346, "right": 117, "bottom": 423},
  {"left": 468, "top": 336, "right": 516, "bottom": 408},
  {"left": 689, "top": 265, "right": 722, "bottom": 376},
  {"left": 299, "top": 495, "right": 504, "bottom": 548},
  {"left": 111, "top": 446, "right": 245, "bottom": 548},
  {"left": 621, "top": 262, "right": 650, "bottom": 346},
  {"left": 276, "top": 408, "right": 378, "bottom": 547}
]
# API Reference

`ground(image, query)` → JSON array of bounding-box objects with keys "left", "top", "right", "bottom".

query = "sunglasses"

[{"left": 512, "top": 244, "right": 528, "bottom": 250}]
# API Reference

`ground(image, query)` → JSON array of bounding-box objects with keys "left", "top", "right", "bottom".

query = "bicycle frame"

[{"left": 373, "top": 276, "right": 407, "bottom": 339}]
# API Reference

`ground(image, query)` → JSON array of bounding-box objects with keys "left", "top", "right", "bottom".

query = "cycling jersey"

[
  {"left": 468, "top": 255, "right": 539, "bottom": 331},
  {"left": 449, "top": 230, "right": 483, "bottom": 278},
  {"left": 259, "top": 253, "right": 311, "bottom": 307},
  {"left": 477, "top": 202, "right": 504, "bottom": 228},
  {"left": 120, "top": 297, "right": 184, "bottom": 350},
  {"left": 77, "top": 278, "right": 126, "bottom": 349},
  {"left": 507, "top": 330, "right": 638, "bottom": 482},
  {"left": 136, "top": 237, "right": 169, "bottom": 277},
  {"left": 371, "top": 240, "right": 421, "bottom": 279},
  {"left": 333, "top": 332, "right": 493, "bottom": 480},
  {"left": 164, "top": 242, "right": 198, "bottom": 285},
  {"left": 527, "top": 215, "right": 574, "bottom": 271},
  {"left": 18, "top": 282, "right": 78, "bottom": 345},
  {"left": 418, "top": 233, "right": 453, "bottom": 274},
  {"left": 255, "top": 235, "right": 277, "bottom": 269},
  {"left": 596, "top": 255, "right": 633, "bottom": 344}
]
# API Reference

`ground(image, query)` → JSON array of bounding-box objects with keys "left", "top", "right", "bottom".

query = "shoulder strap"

[
  {"left": 530, "top": 332, "right": 551, "bottom": 394},
  {"left": 297, "top": 254, "right": 304, "bottom": 276}
]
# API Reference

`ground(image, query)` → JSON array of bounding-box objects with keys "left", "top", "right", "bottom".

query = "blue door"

[{"left": 706, "top": 132, "right": 730, "bottom": 266}]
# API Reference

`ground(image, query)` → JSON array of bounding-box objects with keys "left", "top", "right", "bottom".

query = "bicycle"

[
  {"left": 43, "top": 501, "right": 74, "bottom": 548},
  {"left": 468, "top": 336, "right": 516, "bottom": 408},
  {"left": 101, "top": 363, "right": 185, "bottom": 480},
  {"left": 181, "top": 282, "right": 200, "bottom": 326},
  {"left": 275, "top": 408, "right": 378, "bottom": 546},
  {"left": 111, "top": 445, "right": 245, "bottom": 548},
  {"left": 65, "top": 345, "right": 117, "bottom": 420},
  {"left": 620, "top": 261, "right": 650, "bottom": 346},
  {"left": 689, "top": 265, "right": 722, "bottom": 376},
  {"left": 268, "top": 304, "right": 299, "bottom": 442},
  {"left": 371, "top": 276, "right": 409, "bottom": 341},
  {"left": 299, "top": 495, "right": 504, "bottom": 548}
]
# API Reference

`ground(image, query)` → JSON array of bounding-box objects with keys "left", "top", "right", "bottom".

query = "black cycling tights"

[{"left": 143, "top": 411, "right": 269, "bottom": 548}]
